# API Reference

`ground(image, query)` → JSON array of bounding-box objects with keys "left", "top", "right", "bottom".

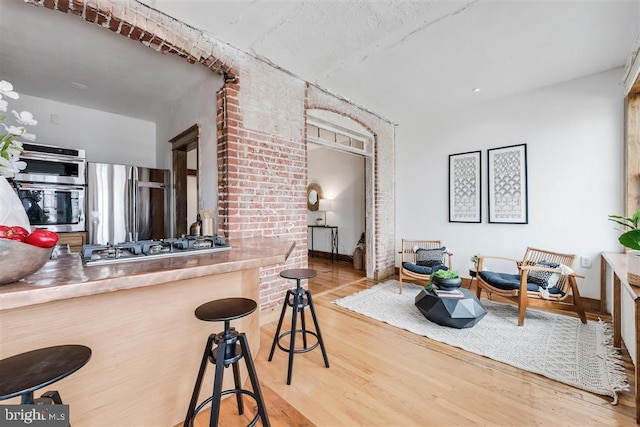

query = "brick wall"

[{"left": 28, "top": 0, "right": 396, "bottom": 312}]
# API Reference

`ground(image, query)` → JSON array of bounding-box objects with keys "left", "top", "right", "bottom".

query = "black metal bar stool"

[
  {"left": 0, "top": 345, "right": 91, "bottom": 405},
  {"left": 184, "top": 297, "right": 269, "bottom": 427},
  {"left": 268, "top": 268, "right": 329, "bottom": 385}
]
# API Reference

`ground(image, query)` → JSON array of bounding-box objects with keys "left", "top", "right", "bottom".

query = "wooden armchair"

[
  {"left": 475, "top": 247, "right": 587, "bottom": 326},
  {"left": 398, "top": 239, "right": 453, "bottom": 294}
]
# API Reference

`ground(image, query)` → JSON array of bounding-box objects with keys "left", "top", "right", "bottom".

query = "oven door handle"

[
  {"left": 19, "top": 152, "right": 86, "bottom": 164},
  {"left": 16, "top": 183, "right": 86, "bottom": 191}
]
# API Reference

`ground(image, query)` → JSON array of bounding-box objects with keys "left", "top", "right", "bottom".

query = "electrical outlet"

[{"left": 580, "top": 256, "right": 592, "bottom": 268}]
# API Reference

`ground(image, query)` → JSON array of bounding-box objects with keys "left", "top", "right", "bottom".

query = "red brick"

[
  {"left": 84, "top": 6, "right": 97, "bottom": 22},
  {"left": 108, "top": 17, "right": 121, "bottom": 32},
  {"left": 58, "top": 0, "right": 70, "bottom": 12},
  {"left": 130, "top": 27, "right": 143, "bottom": 40}
]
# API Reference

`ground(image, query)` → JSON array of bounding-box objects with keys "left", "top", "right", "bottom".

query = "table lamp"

[{"left": 318, "top": 199, "right": 331, "bottom": 226}]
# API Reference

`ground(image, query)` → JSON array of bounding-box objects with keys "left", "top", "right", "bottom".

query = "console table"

[
  {"left": 308, "top": 225, "right": 338, "bottom": 263},
  {"left": 601, "top": 252, "right": 639, "bottom": 422}
]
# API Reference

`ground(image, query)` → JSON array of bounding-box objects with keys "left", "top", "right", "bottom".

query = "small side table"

[
  {"left": 307, "top": 225, "right": 339, "bottom": 263},
  {"left": 468, "top": 268, "right": 478, "bottom": 289}
]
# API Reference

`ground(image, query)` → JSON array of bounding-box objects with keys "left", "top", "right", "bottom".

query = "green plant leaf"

[
  {"left": 432, "top": 269, "right": 459, "bottom": 279},
  {"left": 619, "top": 229, "right": 640, "bottom": 251},
  {"left": 608, "top": 215, "right": 635, "bottom": 229}
]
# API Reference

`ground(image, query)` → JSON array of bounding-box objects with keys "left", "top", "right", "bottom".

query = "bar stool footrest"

[
  {"left": 275, "top": 329, "right": 321, "bottom": 354},
  {"left": 190, "top": 388, "right": 262, "bottom": 427}
]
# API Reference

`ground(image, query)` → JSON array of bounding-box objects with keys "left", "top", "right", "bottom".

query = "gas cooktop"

[{"left": 81, "top": 236, "right": 230, "bottom": 266}]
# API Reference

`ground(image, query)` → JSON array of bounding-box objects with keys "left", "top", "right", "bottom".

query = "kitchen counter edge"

[{"left": 0, "top": 237, "right": 295, "bottom": 311}]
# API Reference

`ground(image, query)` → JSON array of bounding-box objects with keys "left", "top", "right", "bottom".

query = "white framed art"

[
  {"left": 449, "top": 150, "right": 481, "bottom": 223},
  {"left": 488, "top": 143, "right": 528, "bottom": 224}
]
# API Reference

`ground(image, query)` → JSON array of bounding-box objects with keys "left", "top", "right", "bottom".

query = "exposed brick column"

[{"left": 216, "top": 76, "right": 241, "bottom": 238}]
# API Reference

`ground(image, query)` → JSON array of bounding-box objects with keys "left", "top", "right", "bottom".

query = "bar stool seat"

[
  {"left": 268, "top": 268, "right": 329, "bottom": 385},
  {"left": 0, "top": 345, "right": 91, "bottom": 405},
  {"left": 184, "top": 297, "right": 269, "bottom": 427}
]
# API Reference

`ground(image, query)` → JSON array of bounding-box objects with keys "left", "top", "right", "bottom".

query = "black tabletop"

[
  {"left": 0, "top": 345, "right": 92, "bottom": 401},
  {"left": 195, "top": 297, "right": 257, "bottom": 322},
  {"left": 280, "top": 268, "right": 318, "bottom": 280}
]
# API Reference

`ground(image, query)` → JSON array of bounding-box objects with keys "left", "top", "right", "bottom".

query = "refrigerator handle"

[{"left": 132, "top": 166, "right": 139, "bottom": 242}]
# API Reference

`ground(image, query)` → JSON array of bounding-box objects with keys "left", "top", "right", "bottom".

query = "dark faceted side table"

[{"left": 415, "top": 288, "right": 487, "bottom": 329}]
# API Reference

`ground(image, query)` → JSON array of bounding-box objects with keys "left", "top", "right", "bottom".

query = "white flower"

[
  {"left": 0, "top": 80, "right": 19, "bottom": 100},
  {"left": 12, "top": 110, "right": 37, "bottom": 126},
  {"left": 0, "top": 156, "right": 26, "bottom": 176},
  {"left": 0, "top": 80, "right": 35, "bottom": 178},
  {"left": 1, "top": 123, "right": 26, "bottom": 136}
]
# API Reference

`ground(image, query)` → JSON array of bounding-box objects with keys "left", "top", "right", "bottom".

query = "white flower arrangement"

[{"left": 0, "top": 80, "right": 37, "bottom": 177}]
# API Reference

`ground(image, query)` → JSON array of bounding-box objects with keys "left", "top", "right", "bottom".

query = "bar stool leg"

[
  {"left": 184, "top": 335, "right": 215, "bottom": 426},
  {"left": 209, "top": 339, "right": 228, "bottom": 427},
  {"left": 268, "top": 290, "right": 292, "bottom": 361},
  {"left": 231, "top": 360, "right": 244, "bottom": 415},
  {"left": 306, "top": 290, "right": 330, "bottom": 368},
  {"left": 287, "top": 289, "right": 300, "bottom": 385},
  {"left": 238, "top": 333, "right": 271, "bottom": 427},
  {"left": 299, "top": 291, "right": 308, "bottom": 349},
  {"left": 39, "top": 391, "right": 63, "bottom": 404}
]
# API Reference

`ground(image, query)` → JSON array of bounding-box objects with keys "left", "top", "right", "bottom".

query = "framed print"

[
  {"left": 449, "top": 150, "right": 481, "bottom": 223},
  {"left": 488, "top": 143, "right": 528, "bottom": 224}
]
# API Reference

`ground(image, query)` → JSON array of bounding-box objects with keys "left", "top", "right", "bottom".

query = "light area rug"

[{"left": 333, "top": 280, "right": 629, "bottom": 403}]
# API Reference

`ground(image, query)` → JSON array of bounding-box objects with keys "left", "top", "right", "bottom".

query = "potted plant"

[
  {"left": 429, "top": 269, "right": 462, "bottom": 289},
  {"left": 470, "top": 253, "right": 480, "bottom": 270},
  {"left": 608, "top": 210, "right": 640, "bottom": 286}
]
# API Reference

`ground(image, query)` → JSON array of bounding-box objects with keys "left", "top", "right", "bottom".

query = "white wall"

[
  {"left": 396, "top": 68, "right": 626, "bottom": 299},
  {"left": 308, "top": 146, "right": 365, "bottom": 257},
  {"left": 12, "top": 94, "right": 156, "bottom": 167},
  {"left": 155, "top": 75, "right": 222, "bottom": 215}
]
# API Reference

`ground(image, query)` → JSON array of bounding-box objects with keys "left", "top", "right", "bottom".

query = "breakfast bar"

[{"left": 0, "top": 237, "right": 294, "bottom": 426}]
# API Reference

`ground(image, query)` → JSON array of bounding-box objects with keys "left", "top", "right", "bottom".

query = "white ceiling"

[{"left": 1, "top": 0, "right": 638, "bottom": 124}]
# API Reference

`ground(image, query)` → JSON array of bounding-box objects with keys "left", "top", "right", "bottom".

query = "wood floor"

[{"left": 189, "top": 259, "right": 637, "bottom": 426}]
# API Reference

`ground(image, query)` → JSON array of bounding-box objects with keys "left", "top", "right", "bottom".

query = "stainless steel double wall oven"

[{"left": 13, "top": 143, "right": 86, "bottom": 232}]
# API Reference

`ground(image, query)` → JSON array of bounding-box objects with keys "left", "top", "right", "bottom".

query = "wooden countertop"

[{"left": 0, "top": 237, "right": 295, "bottom": 311}]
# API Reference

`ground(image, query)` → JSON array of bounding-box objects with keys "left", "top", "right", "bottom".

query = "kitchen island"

[{"left": 0, "top": 237, "right": 294, "bottom": 426}]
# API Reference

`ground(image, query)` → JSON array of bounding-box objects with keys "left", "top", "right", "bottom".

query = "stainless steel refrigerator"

[{"left": 86, "top": 162, "right": 171, "bottom": 245}]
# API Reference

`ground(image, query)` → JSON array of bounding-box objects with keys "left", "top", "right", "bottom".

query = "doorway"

[
  {"left": 306, "top": 109, "right": 375, "bottom": 278},
  {"left": 170, "top": 124, "right": 199, "bottom": 236}
]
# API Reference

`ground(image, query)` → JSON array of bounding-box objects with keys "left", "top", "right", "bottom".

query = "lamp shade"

[{"left": 318, "top": 199, "right": 331, "bottom": 211}]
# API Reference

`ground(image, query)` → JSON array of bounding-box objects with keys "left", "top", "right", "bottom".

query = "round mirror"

[{"left": 307, "top": 183, "right": 323, "bottom": 211}]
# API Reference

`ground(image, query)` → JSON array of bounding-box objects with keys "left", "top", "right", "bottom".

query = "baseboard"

[{"left": 308, "top": 250, "right": 353, "bottom": 264}]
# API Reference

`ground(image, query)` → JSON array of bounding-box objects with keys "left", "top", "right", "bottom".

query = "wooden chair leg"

[
  {"left": 475, "top": 284, "right": 482, "bottom": 299},
  {"left": 570, "top": 277, "right": 587, "bottom": 324},
  {"left": 399, "top": 273, "right": 403, "bottom": 294},
  {"left": 517, "top": 291, "right": 528, "bottom": 326}
]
